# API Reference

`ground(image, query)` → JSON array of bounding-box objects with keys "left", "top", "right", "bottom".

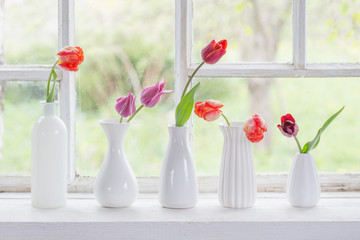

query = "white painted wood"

[
  {"left": 0, "top": 193, "right": 360, "bottom": 240},
  {"left": 0, "top": 66, "right": 63, "bottom": 81},
  {"left": 188, "top": 63, "right": 360, "bottom": 78},
  {"left": 58, "top": 0, "right": 76, "bottom": 183},
  {"left": 1, "top": 174, "right": 359, "bottom": 193},
  {"left": 293, "top": 0, "right": 306, "bottom": 69}
]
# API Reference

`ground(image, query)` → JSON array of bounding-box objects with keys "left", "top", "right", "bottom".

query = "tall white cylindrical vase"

[
  {"left": 218, "top": 122, "right": 256, "bottom": 208},
  {"left": 31, "top": 102, "right": 67, "bottom": 208},
  {"left": 287, "top": 153, "right": 320, "bottom": 207},
  {"left": 159, "top": 125, "right": 198, "bottom": 208},
  {"left": 94, "top": 119, "right": 138, "bottom": 208}
]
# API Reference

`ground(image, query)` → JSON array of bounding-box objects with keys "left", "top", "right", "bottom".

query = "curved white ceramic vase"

[
  {"left": 218, "top": 122, "right": 256, "bottom": 209},
  {"left": 31, "top": 102, "right": 67, "bottom": 209},
  {"left": 287, "top": 153, "right": 320, "bottom": 207},
  {"left": 94, "top": 119, "right": 138, "bottom": 208},
  {"left": 159, "top": 125, "right": 198, "bottom": 208}
]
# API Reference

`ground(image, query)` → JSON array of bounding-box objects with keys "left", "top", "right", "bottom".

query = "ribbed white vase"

[
  {"left": 159, "top": 124, "right": 198, "bottom": 209},
  {"left": 94, "top": 119, "right": 138, "bottom": 208},
  {"left": 31, "top": 102, "right": 67, "bottom": 208},
  {"left": 218, "top": 122, "right": 256, "bottom": 209},
  {"left": 287, "top": 153, "right": 320, "bottom": 207}
]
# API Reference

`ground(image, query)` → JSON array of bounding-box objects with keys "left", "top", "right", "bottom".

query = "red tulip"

[
  {"left": 57, "top": 46, "right": 84, "bottom": 71},
  {"left": 201, "top": 39, "right": 227, "bottom": 64},
  {"left": 194, "top": 99, "right": 223, "bottom": 121},
  {"left": 243, "top": 114, "right": 267, "bottom": 143},
  {"left": 277, "top": 114, "right": 299, "bottom": 137}
]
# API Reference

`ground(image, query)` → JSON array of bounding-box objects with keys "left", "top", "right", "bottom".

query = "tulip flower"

[
  {"left": 194, "top": 99, "right": 230, "bottom": 126},
  {"left": 277, "top": 107, "right": 344, "bottom": 153},
  {"left": 243, "top": 114, "right": 267, "bottom": 143},
  {"left": 115, "top": 93, "right": 136, "bottom": 120},
  {"left": 140, "top": 78, "right": 174, "bottom": 108},
  {"left": 277, "top": 114, "right": 299, "bottom": 138},
  {"left": 46, "top": 46, "right": 84, "bottom": 102},
  {"left": 57, "top": 46, "right": 84, "bottom": 71},
  {"left": 201, "top": 39, "right": 227, "bottom": 64}
]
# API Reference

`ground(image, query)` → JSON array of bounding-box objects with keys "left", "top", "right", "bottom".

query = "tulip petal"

[
  {"left": 277, "top": 124, "right": 292, "bottom": 137},
  {"left": 204, "top": 110, "right": 222, "bottom": 121},
  {"left": 201, "top": 40, "right": 216, "bottom": 62},
  {"left": 218, "top": 39, "right": 228, "bottom": 50},
  {"left": 205, "top": 99, "right": 223, "bottom": 108},
  {"left": 203, "top": 49, "right": 226, "bottom": 64}
]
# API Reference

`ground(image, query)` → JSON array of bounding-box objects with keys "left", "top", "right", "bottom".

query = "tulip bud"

[
  {"left": 277, "top": 114, "right": 299, "bottom": 137},
  {"left": 201, "top": 39, "right": 227, "bottom": 64},
  {"left": 140, "top": 78, "right": 174, "bottom": 108}
]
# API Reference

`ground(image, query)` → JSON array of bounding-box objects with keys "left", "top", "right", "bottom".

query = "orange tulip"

[
  {"left": 243, "top": 114, "right": 267, "bottom": 143},
  {"left": 194, "top": 99, "right": 224, "bottom": 121},
  {"left": 57, "top": 46, "right": 84, "bottom": 71}
]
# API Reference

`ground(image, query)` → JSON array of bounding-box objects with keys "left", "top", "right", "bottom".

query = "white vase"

[
  {"left": 287, "top": 153, "right": 320, "bottom": 207},
  {"left": 159, "top": 124, "right": 198, "bottom": 208},
  {"left": 218, "top": 122, "right": 256, "bottom": 209},
  {"left": 94, "top": 119, "right": 138, "bottom": 208},
  {"left": 31, "top": 102, "right": 67, "bottom": 208}
]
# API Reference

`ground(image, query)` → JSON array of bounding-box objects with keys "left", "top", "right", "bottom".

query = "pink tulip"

[
  {"left": 115, "top": 92, "right": 136, "bottom": 118},
  {"left": 140, "top": 78, "right": 174, "bottom": 108}
]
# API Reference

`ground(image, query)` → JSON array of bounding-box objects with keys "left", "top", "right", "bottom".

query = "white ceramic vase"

[
  {"left": 287, "top": 153, "right": 320, "bottom": 207},
  {"left": 31, "top": 102, "right": 67, "bottom": 208},
  {"left": 159, "top": 124, "right": 198, "bottom": 208},
  {"left": 94, "top": 119, "right": 138, "bottom": 208},
  {"left": 218, "top": 122, "right": 256, "bottom": 209}
]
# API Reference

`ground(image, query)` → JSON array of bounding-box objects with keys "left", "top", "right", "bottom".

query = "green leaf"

[
  {"left": 301, "top": 106, "right": 344, "bottom": 153},
  {"left": 175, "top": 83, "right": 200, "bottom": 127}
]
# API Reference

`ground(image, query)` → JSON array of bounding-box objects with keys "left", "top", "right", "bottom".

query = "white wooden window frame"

[{"left": 0, "top": 0, "right": 359, "bottom": 193}]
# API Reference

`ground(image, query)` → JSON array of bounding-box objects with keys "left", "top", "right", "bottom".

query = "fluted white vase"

[
  {"left": 287, "top": 153, "right": 320, "bottom": 207},
  {"left": 31, "top": 102, "right": 67, "bottom": 208},
  {"left": 94, "top": 119, "right": 138, "bottom": 208},
  {"left": 218, "top": 122, "right": 256, "bottom": 209},
  {"left": 159, "top": 124, "right": 198, "bottom": 208}
]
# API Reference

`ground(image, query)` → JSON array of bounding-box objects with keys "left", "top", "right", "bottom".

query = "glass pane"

[
  {"left": 193, "top": 77, "right": 360, "bottom": 175},
  {"left": 192, "top": 0, "right": 292, "bottom": 63},
  {"left": 0, "top": 81, "right": 55, "bottom": 175},
  {"left": 3, "top": 0, "right": 58, "bottom": 64},
  {"left": 307, "top": 0, "right": 360, "bottom": 62},
  {"left": 75, "top": 0, "right": 175, "bottom": 177}
]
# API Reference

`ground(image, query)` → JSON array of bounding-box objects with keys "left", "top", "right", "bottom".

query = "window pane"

[
  {"left": 0, "top": 81, "right": 54, "bottom": 175},
  {"left": 75, "top": 0, "right": 175, "bottom": 177},
  {"left": 193, "top": 77, "right": 360, "bottom": 175},
  {"left": 192, "top": 0, "right": 292, "bottom": 63},
  {"left": 3, "top": 0, "right": 58, "bottom": 64},
  {"left": 307, "top": 0, "right": 360, "bottom": 62}
]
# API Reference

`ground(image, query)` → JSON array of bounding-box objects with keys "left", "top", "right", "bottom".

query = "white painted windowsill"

[{"left": 1, "top": 193, "right": 360, "bottom": 240}]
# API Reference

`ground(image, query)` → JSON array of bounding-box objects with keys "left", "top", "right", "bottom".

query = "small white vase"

[
  {"left": 218, "top": 122, "right": 256, "bottom": 209},
  {"left": 31, "top": 102, "right": 67, "bottom": 208},
  {"left": 287, "top": 153, "right": 320, "bottom": 207},
  {"left": 94, "top": 119, "right": 138, "bottom": 208},
  {"left": 159, "top": 124, "right": 198, "bottom": 208}
]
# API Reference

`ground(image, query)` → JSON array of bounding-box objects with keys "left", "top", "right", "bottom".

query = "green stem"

[
  {"left": 127, "top": 104, "right": 144, "bottom": 123},
  {"left": 47, "top": 59, "right": 59, "bottom": 97},
  {"left": 180, "top": 61, "right": 205, "bottom": 99},
  {"left": 120, "top": 116, "right": 123, "bottom": 123},
  {"left": 294, "top": 136, "right": 302, "bottom": 153},
  {"left": 221, "top": 113, "right": 230, "bottom": 127}
]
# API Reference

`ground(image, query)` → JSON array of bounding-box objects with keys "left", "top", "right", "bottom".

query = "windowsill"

[{"left": 1, "top": 192, "right": 360, "bottom": 239}]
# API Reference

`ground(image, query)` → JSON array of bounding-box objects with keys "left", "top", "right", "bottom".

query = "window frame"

[{"left": 0, "top": 0, "right": 359, "bottom": 193}]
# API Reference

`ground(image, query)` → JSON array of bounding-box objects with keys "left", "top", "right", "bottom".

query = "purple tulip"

[
  {"left": 140, "top": 78, "right": 174, "bottom": 108},
  {"left": 115, "top": 92, "right": 136, "bottom": 118}
]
